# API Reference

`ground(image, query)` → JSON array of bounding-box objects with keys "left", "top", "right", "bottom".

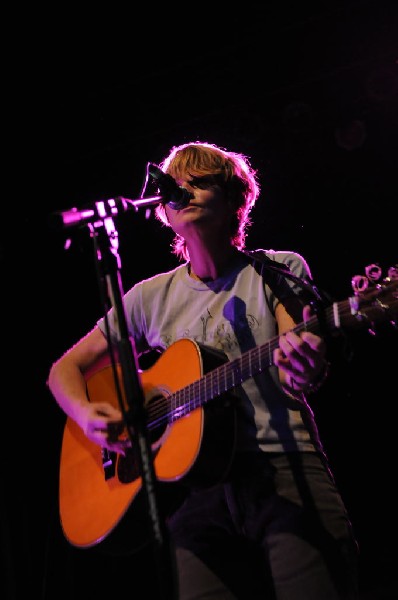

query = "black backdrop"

[{"left": 3, "top": 2, "right": 398, "bottom": 598}]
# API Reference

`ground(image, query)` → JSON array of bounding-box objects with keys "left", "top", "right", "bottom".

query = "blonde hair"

[{"left": 155, "top": 141, "right": 260, "bottom": 261}]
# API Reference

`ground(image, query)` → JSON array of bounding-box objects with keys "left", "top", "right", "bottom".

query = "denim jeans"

[{"left": 168, "top": 452, "right": 359, "bottom": 599}]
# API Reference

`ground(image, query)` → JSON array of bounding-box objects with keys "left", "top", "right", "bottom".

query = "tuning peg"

[
  {"left": 387, "top": 265, "right": 398, "bottom": 281},
  {"left": 364, "top": 263, "right": 382, "bottom": 282},
  {"left": 351, "top": 274, "right": 368, "bottom": 294}
]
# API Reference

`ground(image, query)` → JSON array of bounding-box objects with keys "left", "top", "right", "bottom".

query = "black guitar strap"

[{"left": 242, "top": 249, "right": 332, "bottom": 334}]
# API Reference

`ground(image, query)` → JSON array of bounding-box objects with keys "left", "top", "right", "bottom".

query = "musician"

[{"left": 48, "top": 141, "right": 359, "bottom": 598}]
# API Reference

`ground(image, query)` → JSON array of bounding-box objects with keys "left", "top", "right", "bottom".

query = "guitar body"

[{"left": 59, "top": 339, "right": 237, "bottom": 552}]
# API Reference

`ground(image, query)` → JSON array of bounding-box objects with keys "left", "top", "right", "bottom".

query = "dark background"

[{"left": 3, "top": 1, "right": 398, "bottom": 598}]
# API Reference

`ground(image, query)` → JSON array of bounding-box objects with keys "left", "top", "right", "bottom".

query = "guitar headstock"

[{"left": 347, "top": 263, "right": 398, "bottom": 335}]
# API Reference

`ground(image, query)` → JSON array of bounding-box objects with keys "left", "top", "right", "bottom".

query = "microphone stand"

[{"left": 56, "top": 197, "right": 177, "bottom": 600}]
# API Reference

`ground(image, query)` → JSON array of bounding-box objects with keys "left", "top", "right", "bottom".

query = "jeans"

[{"left": 168, "top": 452, "right": 359, "bottom": 599}]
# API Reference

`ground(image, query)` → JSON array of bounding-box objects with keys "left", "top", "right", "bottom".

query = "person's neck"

[{"left": 188, "top": 244, "right": 239, "bottom": 282}]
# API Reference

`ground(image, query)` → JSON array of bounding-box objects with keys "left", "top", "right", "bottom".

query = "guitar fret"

[
  {"left": 212, "top": 369, "right": 219, "bottom": 397},
  {"left": 267, "top": 344, "right": 273, "bottom": 365},
  {"left": 195, "top": 380, "right": 201, "bottom": 409},
  {"left": 223, "top": 363, "right": 228, "bottom": 392}
]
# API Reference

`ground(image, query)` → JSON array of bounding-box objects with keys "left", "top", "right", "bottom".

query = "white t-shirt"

[{"left": 97, "top": 250, "right": 324, "bottom": 454}]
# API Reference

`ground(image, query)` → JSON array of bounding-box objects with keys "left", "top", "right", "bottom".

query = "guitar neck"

[{"left": 169, "top": 303, "right": 341, "bottom": 420}]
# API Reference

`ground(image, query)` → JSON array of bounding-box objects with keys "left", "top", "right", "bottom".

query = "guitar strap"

[{"left": 241, "top": 249, "right": 332, "bottom": 334}]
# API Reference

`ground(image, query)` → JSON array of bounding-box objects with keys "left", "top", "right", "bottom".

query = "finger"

[
  {"left": 301, "top": 332, "right": 325, "bottom": 354},
  {"left": 303, "top": 304, "right": 314, "bottom": 322},
  {"left": 94, "top": 403, "right": 123, "bottom": 420},
  {"left": 281, "top": 331, "right": 306, "bottom": 356},
  {"left": 273, "top": 347, "right": 289, "bottom": 367}
]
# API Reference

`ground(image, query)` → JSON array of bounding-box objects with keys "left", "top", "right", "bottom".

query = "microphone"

[{"left": 147, "top": 163, "right": 193, "bottom": 210}]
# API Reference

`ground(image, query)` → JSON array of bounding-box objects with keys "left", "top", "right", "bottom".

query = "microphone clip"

[{"left": 145, "top": 163, "right": 193, "bottom": 210}]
